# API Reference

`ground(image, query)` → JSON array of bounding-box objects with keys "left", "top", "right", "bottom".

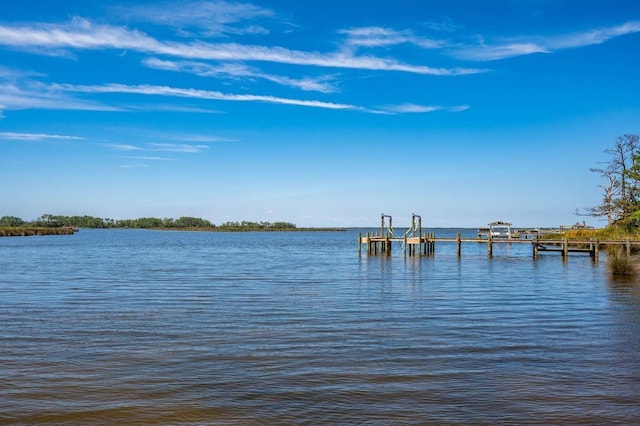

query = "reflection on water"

[{"left": 1, "top": 229, "right": 639, "bottom": 424}]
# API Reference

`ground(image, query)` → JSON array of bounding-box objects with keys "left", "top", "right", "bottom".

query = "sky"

[{"left": 1, "top": 0, "right": 639, "bottom": 228}]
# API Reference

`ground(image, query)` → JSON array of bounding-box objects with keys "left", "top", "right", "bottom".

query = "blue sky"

[{"left": 1, "top": 0, "right": 639, "bottom": 227}]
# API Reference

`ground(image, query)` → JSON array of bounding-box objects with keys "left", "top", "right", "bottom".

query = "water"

[{"left": 1, "top": 229, "right": 639, "bottom": 424}]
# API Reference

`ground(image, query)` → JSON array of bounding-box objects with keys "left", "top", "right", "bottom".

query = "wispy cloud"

[
  {"left": 119, "top": 163, "right": 149, "bottom": 169},
  {"left": 176, "top": 134, "right": 235, "bottom": 143},
  {"left": 150, "top": 143, "right": 209, "bottom": 153},
  {"left": 340, "top": 26, "right": 444, "bottom": 49},
  {"left": 57, "top": 82, "right": 367, "bottom": 111},
  {"left": 108, "top": 142, "right": 209, "bottom": 153},
  {"left": 382, "top": 103, "right": 470, "bottom": 114},
  {"left": 0, "top": 131, "right": 86, "bottom": 141},
  {"left": 452, "top": 21, "right": 640, "bottom": 61},
  {"left": 0, "top": 80, "right": 120, "bottom": 113},
  {"left": 144, "top": 57, "right": 339, "bottom": 93},
  {"left": 122, "top": 155, "right": 176, "bottom": 161},
  {"left": 130, "top": 103, "right": 223, "bottom": 114},
  {"left": 453, "top": 42, "right": 547, "bottom": 61},
  {"left": 0, "top": 66, "right": 44, "bottom": 81},
  {"left": 116, "top": 0, "right": 276, "bottom": 36},
  {"left": 0, "top": 18, "right": 481, "bottom": 76},
  {"left": 107, "top": 143, "right": 144, "bottom": 151}
]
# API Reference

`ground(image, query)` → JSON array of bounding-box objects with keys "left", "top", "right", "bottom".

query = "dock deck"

[{"left": 359, "top": 214, "right": 639, "bottom": 260}]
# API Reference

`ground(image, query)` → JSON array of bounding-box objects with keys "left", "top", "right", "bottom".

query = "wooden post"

[
  {"left": 431, "top": 233, "right": 435, "bottom": 254},
  {"left": 456, "top": 233, "right": 462, "bottom": 257},
  {"left": 562, "top": 239, "right": 568, "bottom": 259},
  {"left": 626, "top": 238, "right": 631, "bottom": 257},
  {"left": 403, "top": 234, "right": 407, "bottom": 257},
  {"left": 385, "top": 235, "right": 391, "bottom": 256},
  {"left": 365, "top": 232, "right": 369, "bottom": 255},
  {"left": 533, "top": 241, "right": 538, "bottom": 259},
  {"left": 358, "top": 232, "right": 362, "bottom": 255},
  {"left": 487, "top": 235, "right": 493, "bottom": 258},
  {"left": 594, "top": 238, "right": 599, "bottom": 261}
]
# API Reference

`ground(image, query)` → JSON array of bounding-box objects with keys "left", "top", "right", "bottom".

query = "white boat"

[{"left": 477, "top": 221, "right": 513, "bottom": 238}]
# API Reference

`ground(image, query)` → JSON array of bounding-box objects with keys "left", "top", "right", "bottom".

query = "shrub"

[{"left": 607, "top": 247, "right": 638, "bottom": 276}]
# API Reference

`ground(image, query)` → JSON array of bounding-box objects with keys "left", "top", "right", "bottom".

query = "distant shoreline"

[
  {"left": 0, "top": 226, "right": 346, "bottom": 237},
  {"left": 148, "top": 227, "right": 347, "bottom": 232}
]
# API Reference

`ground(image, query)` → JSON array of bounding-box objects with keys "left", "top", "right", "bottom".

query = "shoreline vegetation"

[
  {"left": 542, "top": 228, "right": 640, "bottom": 241},
  {"left": 0, "top": 226, "right": 77, "bottom": 237},
  {"left": 0, "top": 214, "right": 346, "bottom": 236}
]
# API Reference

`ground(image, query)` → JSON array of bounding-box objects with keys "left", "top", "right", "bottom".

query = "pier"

[{"left": 359, "top": 213, "right": 640, "bottom": 260}]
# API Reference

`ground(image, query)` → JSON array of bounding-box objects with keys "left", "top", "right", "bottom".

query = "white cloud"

[
  {"left": 340, "top": 26, "right": 444, "bottom": 49},
  {"left": 382, "top": 103, "right": 469, "bottom": 114},
  {"left": 0, "top": 132, "right": 86, "bottom": 141},
  {"left": 116, "top": 0, "right": 275, "bottom": 36},
  {"left": 0, "top": 82, "right": 120, "bottom": 112},
  {"left": 144, "top": 57, "right": 339, "bottom": 93},
  {"left": 176, "top": 134, "right": 235, "bottom": 143},
  {"left": 107, "top": 143, "right": 143, "bottom": 151},
  {"left": 122, "top": 155, "right": 175, "bottom": 161},
  {"left": 452, "top": 21, "right": 640, "bottom": 61},
  {"left": 108, "top": 142, "right": 210, "bottom": 153},
  {"left": 150, "top": 143, "right": 209, "bottom": 153},
  {"left": 0, "top": 19, "right": 481, "bottom": 76},
  {"left": 57, "top": 82, "right": 368, "bottom": 111},
  {"left": 547, "top": 21, "right": 640, "bottom": 49},
  {"left": 132, "top": 104, "right": 223, "bottom": 114},
  {"left": 119, "top": 164, "right": 149, "bottom": 169},
  {"left": 453, "top": 42, "right": 548, "bottom": 61}
]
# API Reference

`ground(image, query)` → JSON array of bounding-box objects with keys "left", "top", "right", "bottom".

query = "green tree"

[
  {"left": 584, "top": 134, "right": 640, "bottom": 226},
  {"left": 0, "top": 216, "right": 25, "bottom": 227},
  {"left": 174, "top": 216, "right": 213, "bottom": 228}
]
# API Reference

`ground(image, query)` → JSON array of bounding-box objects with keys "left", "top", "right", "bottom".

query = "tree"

[
  {"left": 583, "top": 134, "right": 640, "bottom": 225},
  {"left": 0, "top": 216, "right": 25, "bottom": 227}
]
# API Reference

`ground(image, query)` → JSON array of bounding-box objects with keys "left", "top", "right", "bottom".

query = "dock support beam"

[
  {"left": 487, "top": 235, "right": 493, "bottom": 258},
  {"left": 456, "top": 233, "right": 462, "bottom": 257},
  {"left": 403, "top": 234, "right": 407, "bottom": 257}
]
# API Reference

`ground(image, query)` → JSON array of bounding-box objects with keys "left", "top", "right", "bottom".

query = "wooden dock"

[{"left": 359, "top": 214, "right": 640, "bottom": 260}]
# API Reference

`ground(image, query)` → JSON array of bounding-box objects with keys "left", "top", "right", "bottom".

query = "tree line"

[
  {"left": 581, "top": 133, "right": 640, "bottom": 230},
  {"left": 0, "top": 214, "right": 297, "bottom": 231}
]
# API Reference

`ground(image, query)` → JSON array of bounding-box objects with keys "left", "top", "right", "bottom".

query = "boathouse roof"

[{"left": 488, "top": 221, "right": 512, "bottom": 226}]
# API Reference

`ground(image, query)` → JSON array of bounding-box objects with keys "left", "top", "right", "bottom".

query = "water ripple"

[{"left": 1, "top": 229, "right": 639, "bottom": 424}]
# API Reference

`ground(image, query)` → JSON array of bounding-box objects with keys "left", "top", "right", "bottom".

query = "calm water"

[{"left": 1, "top": 229, "right": 639, "bottom": 424}]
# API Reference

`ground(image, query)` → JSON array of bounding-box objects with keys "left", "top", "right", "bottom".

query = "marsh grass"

[
  {"left": 542, "top": 228, "right": 640, "bottom": 241},
  {"left": 607, "top": 246, "right": 639, "bottom": 277}
]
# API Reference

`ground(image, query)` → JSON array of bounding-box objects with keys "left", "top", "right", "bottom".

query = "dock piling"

[{"left": 627, "top": 238, "right": 631, "bottom": 257}]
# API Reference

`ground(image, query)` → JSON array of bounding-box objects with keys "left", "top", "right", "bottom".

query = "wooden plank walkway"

[{"left": 358, "top": 232, "right": 640, "bottom": 260}]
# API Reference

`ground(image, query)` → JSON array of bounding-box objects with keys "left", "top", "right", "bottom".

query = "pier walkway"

[{"left": 359, "top": 214, "right": 640, "bottom": 260}]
